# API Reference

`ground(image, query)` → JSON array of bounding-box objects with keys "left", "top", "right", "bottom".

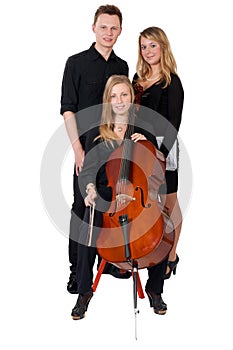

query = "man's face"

[{"left": 92, "top": 14, "right": 122, "bottom": 49}]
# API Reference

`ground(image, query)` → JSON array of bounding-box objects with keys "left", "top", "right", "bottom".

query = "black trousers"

[
  {"left": 76, "top": 244, "right": 97, "bottom": 294},
  {"left": 68, "top": 166, "right": 87, "bottom": 275},
  {"left": 146, "top": 258, "right": 167, "bottom": 294},
  {"left": 76, "top": 251, "right": 167, "bottom": 295},
  {"left": 76, "top": 208, "right": 102, "bottom": 294},
  {"left": 76, "top": 244, "right": 167, "bottom": 295}
]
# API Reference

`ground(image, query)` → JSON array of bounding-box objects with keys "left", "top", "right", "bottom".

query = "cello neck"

[
  {"left": 119, "top": 139, "right": 134, "bottom": 181},
  {"left": 118, "top": 116, "right": 135, "bottom": 182}
]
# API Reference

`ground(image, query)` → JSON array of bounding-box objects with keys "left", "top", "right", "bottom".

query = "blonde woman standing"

[{"left": 133, "top": 27, "right": 184, "bottom": 278}]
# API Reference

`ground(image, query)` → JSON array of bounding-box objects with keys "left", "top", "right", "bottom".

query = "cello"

[
  {"left": 96, "top": 123, "right": 175, "bottom": 270},
  {"left": 95, "top": 121, "right": 175, "bottom": 337}
]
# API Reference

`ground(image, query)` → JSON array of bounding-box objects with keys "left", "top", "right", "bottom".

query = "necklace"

[
  {"left": 115, "top": 124, "right": 126, "bottom": 132},
  {"left": 114, "top": 123, "right": 127, "bottom": 133},
  {"left": 146, "top": 73, "right": 161, "bottom": 82}
]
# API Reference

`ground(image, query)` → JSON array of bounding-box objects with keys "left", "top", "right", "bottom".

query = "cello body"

[{"left": 96, "top": 139, "right": 175, "bottom": 269}]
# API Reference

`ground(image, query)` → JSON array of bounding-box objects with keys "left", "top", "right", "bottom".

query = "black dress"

[{"left": 132, "top": 73, "right": 184, "bottom": 194}]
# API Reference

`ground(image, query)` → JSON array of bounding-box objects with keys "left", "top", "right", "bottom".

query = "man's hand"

[
  {"left": 63, "top": 111, "right": 84, "bottom": 176},
  {"left": 74, "top": 143, "right": 85, "bottom": 176}
]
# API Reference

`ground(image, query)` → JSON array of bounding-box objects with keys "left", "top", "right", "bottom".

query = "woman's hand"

[
  {"left": 116, "top": 193, "right": 135, "bottom": 207},
  {"left": 131, "top": 133, "right": 147, "bottom": 142},
  {"left": 84, "top": 183, "right": 97, "bottom": 206}
]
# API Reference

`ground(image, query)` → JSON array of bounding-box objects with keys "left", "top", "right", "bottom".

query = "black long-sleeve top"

[{"left": 133, "top": 73, "right": 184, "bottom": 157}]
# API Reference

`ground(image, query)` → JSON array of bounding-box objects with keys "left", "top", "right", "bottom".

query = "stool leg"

[
  {"left": 136, "top": 271, "right": 145, "bottom": 299},
  {"left": 93, "top": 260, "right": 144, "bottom": 298},
  {"left": 92, "top": 259, "right": 106, "bottom": 292}
]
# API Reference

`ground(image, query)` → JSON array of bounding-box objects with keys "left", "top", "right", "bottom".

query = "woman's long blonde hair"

[
  {"left": 136, "top": 26, "right": 177, "bottom": 88},
  {"left": 98, "top": 75, "right": 135, "bottom": 145}
]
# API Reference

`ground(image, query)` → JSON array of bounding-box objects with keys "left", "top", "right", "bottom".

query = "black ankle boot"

[
  {"left": 71, "top": 290, "right": 93, "bottom": 320},
  {"left": 145, "top": 288, "right": 167, "bottom": 315}
]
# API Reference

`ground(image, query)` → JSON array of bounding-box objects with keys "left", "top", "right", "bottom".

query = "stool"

[{"left": 92, "top": 258, "right": 145, "bottom": 299}]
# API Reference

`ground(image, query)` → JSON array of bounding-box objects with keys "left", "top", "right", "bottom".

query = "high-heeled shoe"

[
  {"left": 145, "top": 288, "right": 167, "bottom": 315},
  {"left": 164, "top": 255, "right": 179, "bottom": 279},
  {"left": 71, "top": 289, "right": 93, "bottom": 320}
]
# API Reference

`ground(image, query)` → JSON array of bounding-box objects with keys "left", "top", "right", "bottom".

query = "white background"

[{"left": 1, "top": 0, "right": 233, "bottom": 349}]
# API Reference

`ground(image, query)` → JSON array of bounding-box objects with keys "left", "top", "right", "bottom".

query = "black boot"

[
  {"left": 145, "top": 287, "right": 167, "bottom": 315},
  {"left": 71, "top": 290, "right": 93, "bottom": 320}
]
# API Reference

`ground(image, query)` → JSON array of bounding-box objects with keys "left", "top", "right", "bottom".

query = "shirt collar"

[{"left": 88, "top": 43, "right": 117, "bottom": 61}]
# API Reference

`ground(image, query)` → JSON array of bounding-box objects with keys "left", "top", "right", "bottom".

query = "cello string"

[
  {"left": 122, "top": 110, "right": 134, "bottom": 198},
  {"left": 123, "top": 109, "right": 135, "bottom": 202},
  {"left": 116, "top": 107, "right": 135, "bottom": 206}
]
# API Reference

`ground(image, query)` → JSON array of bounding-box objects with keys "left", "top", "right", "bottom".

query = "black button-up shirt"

[{"left": 60, "top": 43, "right": 128, "bottom": 115}]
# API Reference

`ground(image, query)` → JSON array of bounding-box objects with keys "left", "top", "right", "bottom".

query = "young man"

[{"left": 60, "top": 5, "right": 131, "bottom": 297}]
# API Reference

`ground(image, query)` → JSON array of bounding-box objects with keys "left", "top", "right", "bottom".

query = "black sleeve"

[
  {"left": 78, "top": 130, "right": 113, "bottom": 204},
  {"left": 159, "top": 75, "right": 184, "bottom": 157},
  {"left": 60, "top": 57, "right": 80, "bottom": 115},
  {"left": 78, "top": 134, "right": 100, "bottom": 195},
  {"left": 167, "top": 75, "right": 184, "bottom": 133}
]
